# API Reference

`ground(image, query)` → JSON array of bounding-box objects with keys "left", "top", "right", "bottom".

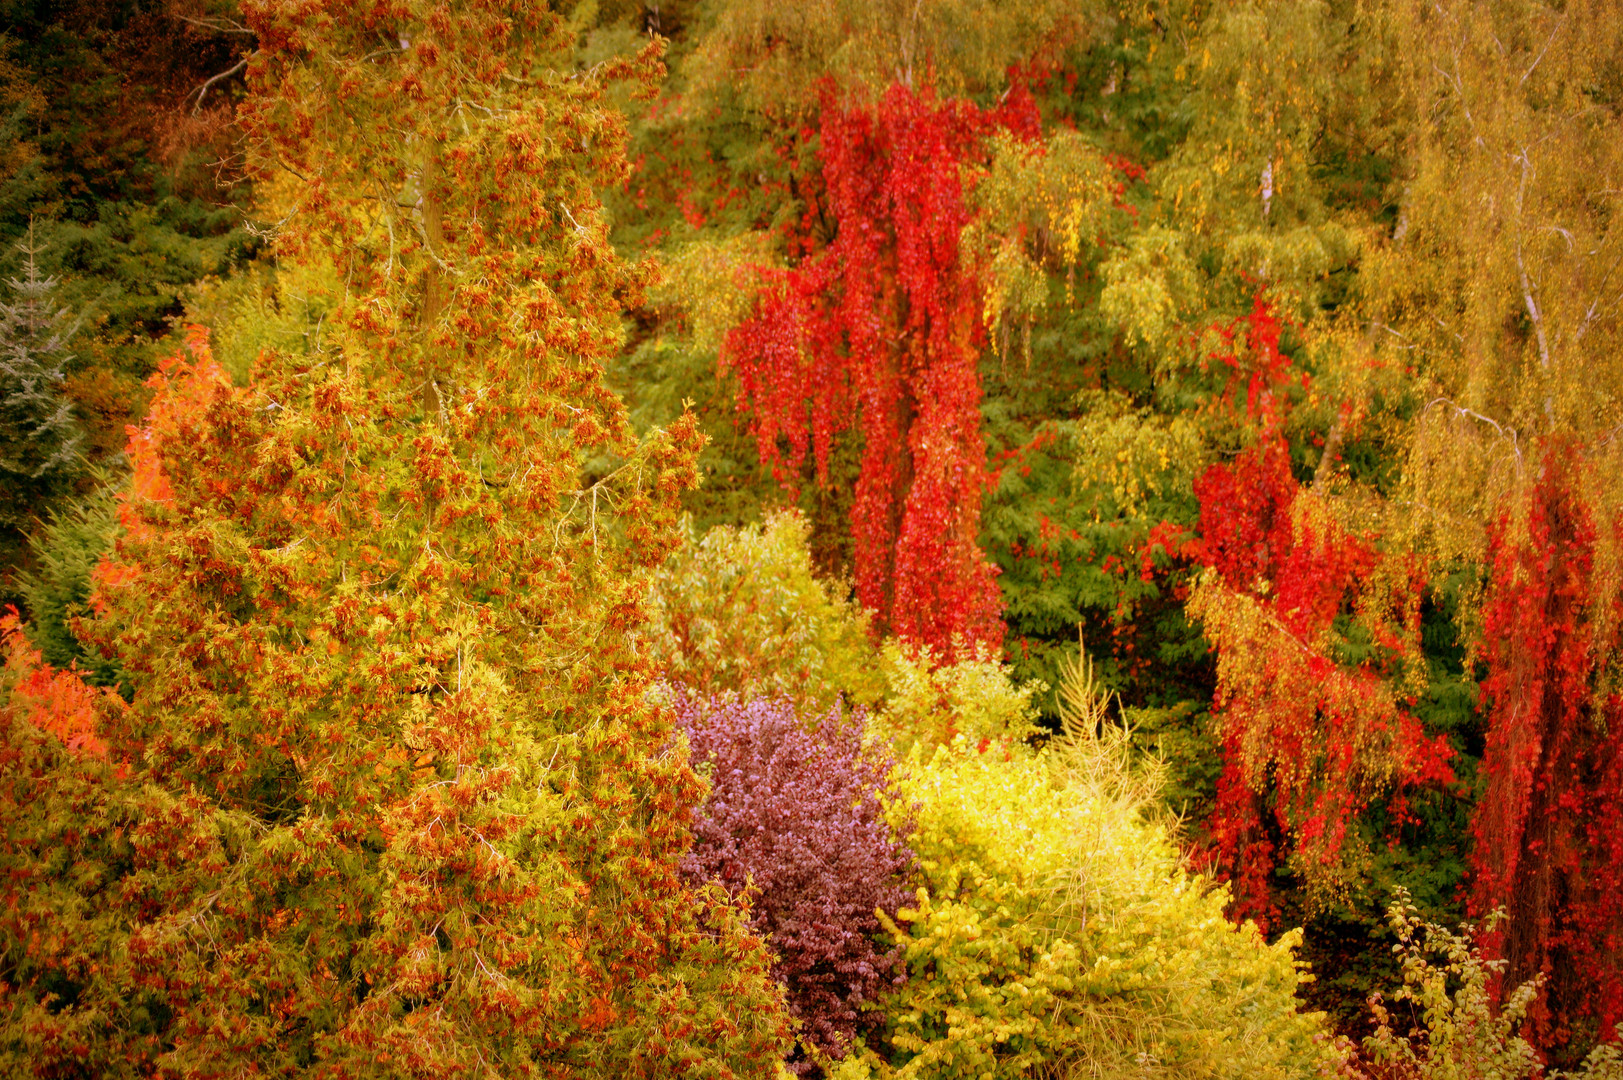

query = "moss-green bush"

[
  {"left": 16, "top": 464, "right": 121, "bottom": 686},
  {"left": 642, "top": 510, "right": 884, "bottom": 710}
]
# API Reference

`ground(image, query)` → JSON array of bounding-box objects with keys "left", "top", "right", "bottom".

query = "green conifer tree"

[{"left": 0, "top": 228, "right": 83, "bottom": 525}]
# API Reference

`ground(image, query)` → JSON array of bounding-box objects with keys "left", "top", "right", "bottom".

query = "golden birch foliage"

[
  {"left": 1372, "top": 0, "right": 1623, "bottom": 566},
  {"left": 1152, "top": 0, "right": 1334, "bottom": 237},
  {"left": 967, "top": 130, "right": 1131, "bottom": 360},
  {"left": 681, "top": 0, "right": 1085, "bottom": 109},
  {"left": 963, "top": 0, "right": 1367, "bottom": 388},
  {"left": 661, "top": 232, "right": 779, "bottom": 359},
  {"left": 1096, "top": 0, "right": 1358, "bottom": 340},
  {"left": 1364, "top": 3, "right": 1623, "bottom": 1046},
  {"left": 1097, "top": 227, "right": 1204, "bottom": 356}
]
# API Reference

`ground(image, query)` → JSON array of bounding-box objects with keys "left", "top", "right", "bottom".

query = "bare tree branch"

[
  {"left": 189, "top": 54, "right": 253, "bottom": 115},
  {"left": 177, "top": 13, "right": 256, "bottom": 34}
]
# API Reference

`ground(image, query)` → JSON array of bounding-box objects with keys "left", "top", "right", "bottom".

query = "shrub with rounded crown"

[{"left": 677, "top": 695, "right": 915, "bottom": 1072}]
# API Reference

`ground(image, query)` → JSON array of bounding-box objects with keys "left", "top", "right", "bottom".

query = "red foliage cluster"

[
  {"left": 1192, "top": 439, "right": 1454, "bottom": 927},
  {"left": 724, "top": 82, "right": 1038, "bottom": 658},
  {"left": 1471, "top": 442, "right": 1623, "bottom": 1052},
  {"left": 1204, "top": 291, "right": 1301, "bottom": 433},
  {"left": 0, "top": 610, "right": 122, "bottom": 762}
]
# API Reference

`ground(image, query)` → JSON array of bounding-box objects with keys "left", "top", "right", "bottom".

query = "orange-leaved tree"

[{"left": 0, "top": 0, "right": 791, "bottom": 1075}]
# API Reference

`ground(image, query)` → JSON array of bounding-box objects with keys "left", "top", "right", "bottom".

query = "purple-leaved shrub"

[{"left": 675, "top": 696, "right": 914, "bottom": 1071}]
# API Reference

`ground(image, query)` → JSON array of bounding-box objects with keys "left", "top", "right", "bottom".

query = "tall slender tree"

[
  {"left": 1366, "top": 0, "right": 1623, "bottom": 1057},
  {"left": 723, "top": 83, "right": 1035, "bottom": 656},
  {"left": 0, "top": 228, "right": 82, "bottom": 526}
]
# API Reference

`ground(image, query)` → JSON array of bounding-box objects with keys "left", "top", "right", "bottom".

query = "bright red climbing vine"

[
  {"left": 1181, "top": 296, "right": 1454, "bottom": 928},
  {"left": 1189, "top": 438, "right": 1454, "bottom": 927},
  {"left": 723, "top": 82, "right": 1038, "bottom": 658},
  {"left": 1470, "top": 441, "right": 1623, "bottom": 1052}
]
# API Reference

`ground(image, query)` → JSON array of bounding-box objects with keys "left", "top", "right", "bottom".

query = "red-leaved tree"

[
  {"left": 1471, "top": 442, "right": 1623, "bottom": 1053},
  {"left": 723, "top": 82, "right": 1038, "bottom": 658},
  {"left": 1182, "top": 297, "right": 1455, "bottom": 927},
  {"left": 1189, "top": 438, "right": 1455, "bottom": 927}
]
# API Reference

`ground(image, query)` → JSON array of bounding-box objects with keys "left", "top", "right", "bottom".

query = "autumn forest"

[{"left": 1, "top": 0, "right": 1622, "bottom": 1075}]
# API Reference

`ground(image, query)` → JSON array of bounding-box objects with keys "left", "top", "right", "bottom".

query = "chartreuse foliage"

[
  {"left": 868, "top": 639, "right": 1043, "bottom": 760},
  {"left": 1362, "top": 892, "right": 1623, "bottom": 1080},
  {"left": 642, "top": 510, "right": 885, "bottom": 711},
  {"left": 838, "top": 674, "right": 1337, "bottom": 1079},
  {"left": 712, "top": 642, "right": 1322, "bottom": 1079},
  {"left": 0, "top": 0, "right": 792, "bottom": 1073}
]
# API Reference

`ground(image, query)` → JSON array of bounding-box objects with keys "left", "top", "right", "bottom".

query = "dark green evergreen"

[{"left": 0, "top": 231, "right": 83, "bottom": 525}]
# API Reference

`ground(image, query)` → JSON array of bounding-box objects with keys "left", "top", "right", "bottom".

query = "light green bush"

[
  {"left": 1363, "top": 893, "right": 1623, "bottom": 1080},
  {"left": 839, "top": 645, "right": 1340, "bottom": 1080},
  {"left": 870, "top": 639, "right": 1044, "bottom": 757},
  {"left": 642, "top": 510, "right": 884, "bottom": 710}
]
